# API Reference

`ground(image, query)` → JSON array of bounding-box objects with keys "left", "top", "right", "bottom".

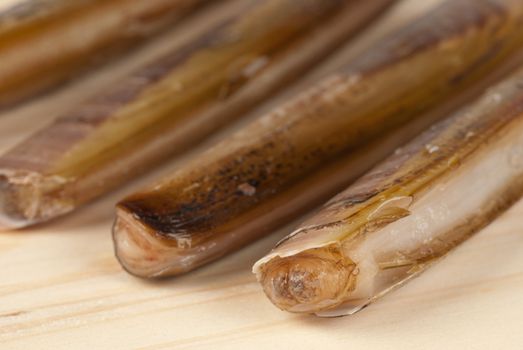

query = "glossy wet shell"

[
  {"left": 120, "top": 0, "right": 523, "bottom": 250},
  {"left": 0, "top": 0, "right": 382, "bottom": 228},
  {"left": 0, "top": 0, "right": 206, "bottom": 108},
  {"left": 272, "top": 68, "right": 523, "bottom": 253},
  {"left": 254, "top": 66, "right": 523, "bottom": 316}
]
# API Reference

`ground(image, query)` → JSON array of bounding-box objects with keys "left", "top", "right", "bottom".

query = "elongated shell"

[
  {"left": 114, "top": 0, "right": 523, "bottom": 278},
  {"left": 253, "top": 65, "right": 523, "bottom": 317},
  {"left": 0, "top": 0, "right": 387, "bottom": 229},
  {"left": 0, "top": 0, "right": 208, "bottom": 108}
]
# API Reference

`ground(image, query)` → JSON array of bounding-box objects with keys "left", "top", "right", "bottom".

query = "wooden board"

[{"left": 1, "top": 0, "right": 522, "bottom": 348}]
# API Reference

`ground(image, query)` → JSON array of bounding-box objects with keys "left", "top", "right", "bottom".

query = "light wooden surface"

[{"left": 1, "top": 1, "right": 522, "bottom": 349}]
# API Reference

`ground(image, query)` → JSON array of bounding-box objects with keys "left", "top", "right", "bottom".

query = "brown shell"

[
  {"left": 0, "top": 0, "right": 208, "bottom": 108},
  {"left": 0, "top": 0, "right": 385, "bottom": 228},
  {"left": 115, "top": 0, "right": 523, "bottom": 278},
  {"left": 255, "top": 65, "right": 523, "bottom": 316}
]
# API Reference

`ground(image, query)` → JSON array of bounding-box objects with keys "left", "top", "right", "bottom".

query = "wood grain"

[{"left": 1, "top": 0, "right": 522, "bottom": 349}]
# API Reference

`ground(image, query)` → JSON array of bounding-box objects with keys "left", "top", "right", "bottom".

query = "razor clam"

[
  {"left": 114, "top": 0, "right": 523, "bottom": 278},
  {"left": 253, "top": 66, "right": 523, "bottom": 316},
  {"left": 0, "top": 0, "right": 207, "bottom": 108},
  {"left": 0, "top": 0, "right": 386, "bottom": 228}
]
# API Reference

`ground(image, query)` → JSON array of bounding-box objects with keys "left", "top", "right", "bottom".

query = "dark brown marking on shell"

[
  {"left": 0, "top": 9, "right": 245, "bottom": 172},
  {"left": 0, "top": 0, "right": 351, "bottom": 174},
  {"left": 120, "top": 0, "right": 523, "bottom": 241},
  {"left": 311, "top": 75, "right": 523, "bottom": 228}
]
